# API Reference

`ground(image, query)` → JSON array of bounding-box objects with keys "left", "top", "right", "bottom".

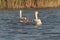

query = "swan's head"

[
  {"left": 20, "top": 10, "right": 22, "bottom": 13},
  {"left": 35, "top": 11, "right": 38, "bottom": 15}
]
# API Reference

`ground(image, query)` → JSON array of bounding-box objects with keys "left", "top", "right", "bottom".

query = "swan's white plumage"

[
  {"left": 34, "top": 11, "right": 42, "bottom": 26},
  {"left": 20, "top": 10, "right": 22, "bottom": 18}
]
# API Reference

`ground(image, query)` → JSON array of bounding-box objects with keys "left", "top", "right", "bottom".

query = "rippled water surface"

[{"left": 0, "top": 8, "right": 60, "bottom": 40}]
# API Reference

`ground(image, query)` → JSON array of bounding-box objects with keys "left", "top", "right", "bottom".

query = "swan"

[
  {"left": 20, "top": 10, "right": 30, "bottom": 24},
  {"left": 34, "top": 11, "right": 42, "bottom": 26}
]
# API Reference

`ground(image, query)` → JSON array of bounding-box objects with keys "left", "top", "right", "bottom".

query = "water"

[{"left": 0, "top": 8, "right": 60, "bottom": 40}]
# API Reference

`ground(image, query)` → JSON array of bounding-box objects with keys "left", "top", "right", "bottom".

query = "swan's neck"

[
  {"left": 20, "top": 10, "right": 22, "bottom": 18},
  {"left": 35, "top": 12, "right": 38, "bottom": 19},
  {"left": 35, "top": 14, "right": 38, "bottom": 19}
]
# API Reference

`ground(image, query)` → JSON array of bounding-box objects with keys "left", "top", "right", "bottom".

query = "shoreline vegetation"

[{"left": 0, "top": 0, "right": 60, "bottom": 9}]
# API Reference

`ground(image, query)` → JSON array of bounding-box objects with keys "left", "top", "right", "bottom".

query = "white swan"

[
  {"left": 20, "top": 10, "right": 30, "bottom": 24},
  {"left": 34, "top": 11, "right": 42, "bottom": 26}
]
